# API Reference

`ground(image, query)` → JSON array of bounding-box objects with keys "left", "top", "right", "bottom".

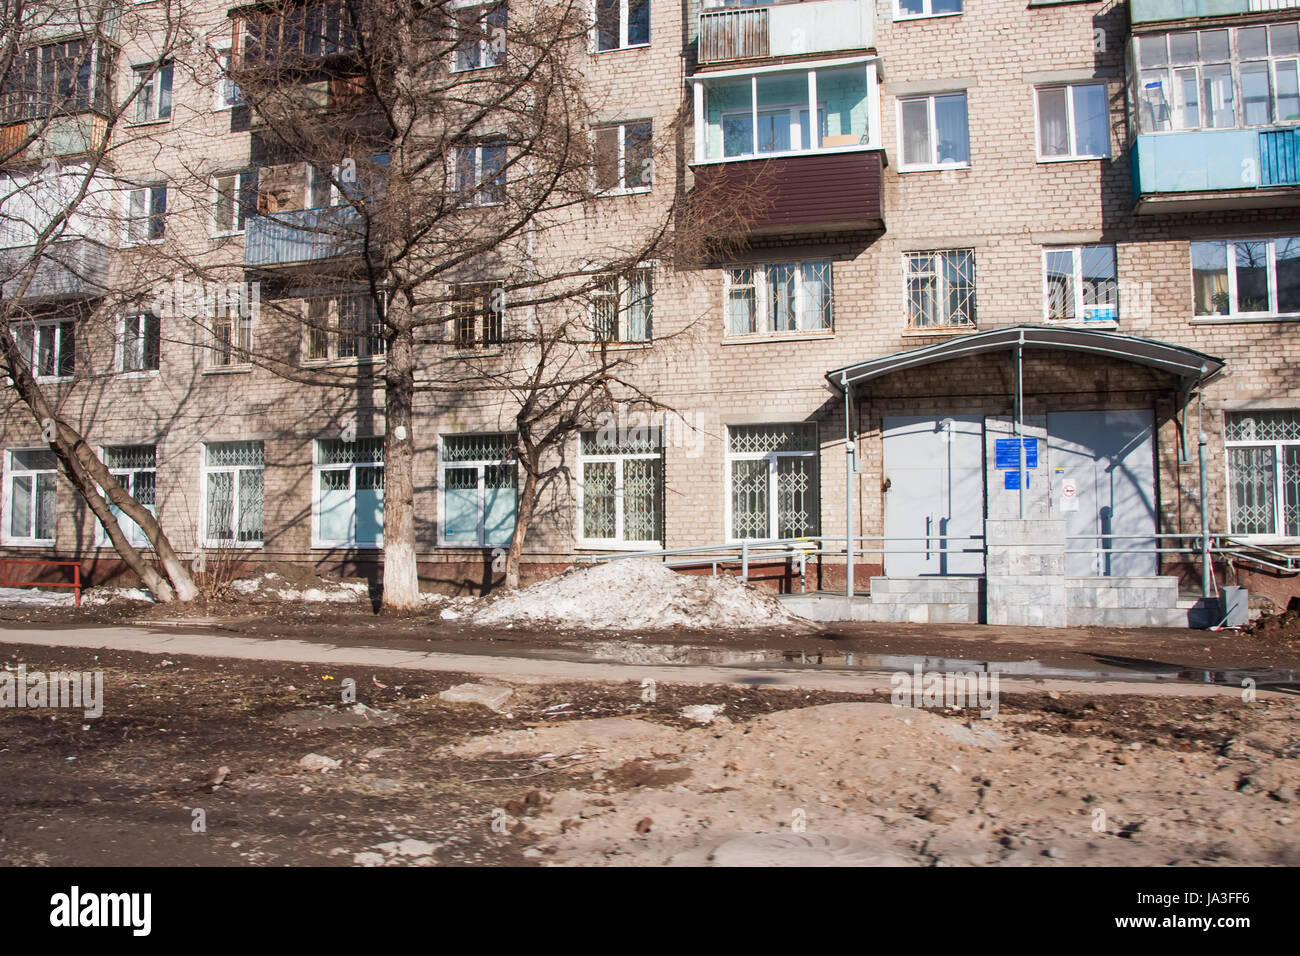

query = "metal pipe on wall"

[{"left": 843, "top": 376, "right": 855, "bottom": 599}]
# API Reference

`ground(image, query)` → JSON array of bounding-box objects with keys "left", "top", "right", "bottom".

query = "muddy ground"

[
  {"left": 0, "top": 642, "right": 1296, "bottom": 866},
  {"left": 6, "top": 591, "right": 1300, "bottom": 673}
]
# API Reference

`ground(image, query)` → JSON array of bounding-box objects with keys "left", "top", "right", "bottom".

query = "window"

[
  {"left": 1043, "top": 245, "right": 1118, "bottom": 323},
  {"left": 1, "top": 38, "right": 112, "bottom": 123},
  {"left": 896, "top": 0, "right": 962, "bottom": 19},
  {"left": 1135, "top": 23, "right": 1300, "bottom": 133},
  {"left": 124, "top": 185, "right": 167, "bottom": 244},
  {"left": 452, "top": 283, "right": 505, "bottom": 350},
  {"left": 727, "top": 424, "right": 819, "bottom": 540},
  {"left": 3, "top": 449, "right": 57, "bottom": 545},
  {"left": 1036, "top": 84, "right": 1110, "bottom": 159},
  {"left": 119, "top": 311, "right": 161, "bottom": 372},
  {"left": 905, "top": 250, "right": 976, "bottom": 329},
  {"left": 595, "top": 0, "right": 649, "bottom": 52},
  {"left": 12, "top": 320, "right": 75, "bottom": 379},
  {"left": 203, "top": 441, "right": 264, "bottom": 546},
  {"left": 1192, "top": 237, "right": 1300, "bottom": 317},
  {"left": 99, "top": 445, "right": 156, "bottom": 548},
  {"left": 698, "top": 63, "right": 876, "bottom": 162},
  {"left": 439, "top": 433, "right": 516, "bottom": 547},
  {"left": 453, "top": 2, "right": 507, "bottom": 71},
  {"left": 592, "top": 269, "right": 652, "bottom": 343},
  {"left": 305, "top": 293, "right": 386, "bottom": 362},
  {"left": 454, "top": 141, "right": 507, "bottom": 205},
  {"left": 314, "top": 437, "right": 384, "bottom": 547},
  {"left": 1225, "top": 410, "right": 1300, "bottom": 538},
  {"left": 213, "top": 171, "right": 257, "bottom": 234},
  {"left": 578, "top": 427, "right": 661, "bottom": 547},
  {"left": 214, "top": 45, "right": 243, "bottom": 109},
  {"left": 899, "top": 92, "right": 969, "bottom": 168},
  {"left": 593, "top": 120, "right": 652, "bottom": 192},
  {"left": 210, "top": 296, "right": 253, "bottom": 368},
  {"left": 133, "top": 62, "right": 173, "bottom": 123},
  {"left": 724, "top": 261, "right": 832, "bottom": 336}
]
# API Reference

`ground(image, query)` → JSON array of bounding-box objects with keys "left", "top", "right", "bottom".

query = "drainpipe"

[
  {"left": 1015, "top": 334, "right": 1026, "bottom": 520},
  {"left": 1199, "top": 431, "right": 1211, "bottom": 598},
  {"left": 843, "top": 375, "right": 855, "bottom": 599}
]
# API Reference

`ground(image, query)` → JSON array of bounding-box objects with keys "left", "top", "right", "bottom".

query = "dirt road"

[{"left": 1, "top": 630, "right": 1296, "bottom": 866}]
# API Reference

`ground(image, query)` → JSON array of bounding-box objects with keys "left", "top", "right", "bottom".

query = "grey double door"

[{"left": 882, "top": 415, "right": 985, "bottom": 577}]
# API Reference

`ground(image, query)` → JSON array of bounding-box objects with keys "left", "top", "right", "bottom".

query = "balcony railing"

[
  {"left": 0, "top": 238, "right": 110, "bottom": 300},
  {"left": 697, "top": 0, "right": 873, "bottom": 65},
  {"left": 1131, "top": 0, "right": 1300, "bottom": 25},
  {"left": 1131, "top": 127, "right": 1300, "bottom": 205},
  {"left": 243, "top": 205, "right": 362, "bottom": 267}
]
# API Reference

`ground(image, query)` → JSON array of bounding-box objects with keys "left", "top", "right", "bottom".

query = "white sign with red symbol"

[{"left": 1060, "top": 477, "right": 1079, "bottom": 513}]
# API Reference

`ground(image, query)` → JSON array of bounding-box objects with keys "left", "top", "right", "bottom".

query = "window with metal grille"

[
  {"left": 314, "top": 438, "right": 384, "bottom": 546},
  {"left": 452, "top": 283, "right": 504, "bottom": 350},
  {"left": 4, "top": 448, "right": 57, "bottom": 544},
  {"left": 204, "top": 441, "right": 265, "bottom": 546},
  {"left": 905, "top": 250, "right": 976, "bottom": 329},
  {"left": 99, "top": 445, "right": 156, "bottom": 548},
  {"left": 727, "top": 424, "right": 819, "bottom": 540},
  {"left": 439, "top": 433, "right": 516, "bottom": 547},
  {"left": 578, "top": 427, "right": 662, "bottom": 547},
  {"left": 1225, "top": 410, "right": 1300, "bottom": 538},
  {"left": 724, "top": 261, "right": 832, "bottom": 336}
]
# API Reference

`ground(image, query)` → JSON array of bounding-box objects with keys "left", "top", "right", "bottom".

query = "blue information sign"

[
  {"left": 995, "top": 438, "right": 1038, "bottom": 470},
  {"left": 1004, "top": 470, "right": 1029, "bottom": 490}
]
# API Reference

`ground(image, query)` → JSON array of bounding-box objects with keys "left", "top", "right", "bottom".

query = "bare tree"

[{"left": 0, "top": 0, "right": 199, "bottom": 600}]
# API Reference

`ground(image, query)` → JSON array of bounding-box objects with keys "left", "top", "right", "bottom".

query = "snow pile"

[
  {"left": 0, "top": 586, "right": 76, "bottom": 607},
  {"left": 228, "top": 572, "right": 369, "bottom": 603},
  {"left": 82, "top": 587, "right": 154, "bottom": 605},
  {"left": 472, "top": 560, "right": 811, "bottom": 630}
]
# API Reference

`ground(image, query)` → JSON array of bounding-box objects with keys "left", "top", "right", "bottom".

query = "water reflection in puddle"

[{"left": 538, "top": 641, "right": 1300, "bottom": 689}]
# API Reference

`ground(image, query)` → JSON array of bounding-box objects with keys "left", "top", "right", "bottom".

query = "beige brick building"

[{"left": 5, "top": 0, "right": 1300, "bottom": 619}]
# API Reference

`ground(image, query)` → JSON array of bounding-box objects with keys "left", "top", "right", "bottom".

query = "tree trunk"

[
  {"left": 503, "top": 465, "right": 538, "bottom": 590},
  {"left": 381, "top": 319, "right": 420, "bottom": 610},
  {"left": 0, "top": 327, "right": 178, "bottom": 602}
]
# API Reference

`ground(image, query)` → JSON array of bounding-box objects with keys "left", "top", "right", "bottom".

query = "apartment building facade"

[{"left": 3, "top": 0, "right": 1300, "bottom": 618}]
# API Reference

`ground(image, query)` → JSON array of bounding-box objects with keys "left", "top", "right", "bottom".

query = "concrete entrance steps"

[{"left": 777, "top": 576, "right": 1218, "bottom": 628}]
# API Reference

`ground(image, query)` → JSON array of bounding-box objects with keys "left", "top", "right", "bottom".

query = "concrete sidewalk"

[{"left": 0, "top": 623, "right": 1251, "bottom": 698}]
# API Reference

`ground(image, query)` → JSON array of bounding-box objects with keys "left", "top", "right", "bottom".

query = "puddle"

[{"left": 531, "top": 641, "right": 1300, "bottom": 689}]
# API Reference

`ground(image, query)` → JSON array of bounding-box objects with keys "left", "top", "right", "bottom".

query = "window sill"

[
  {"left": 128, "top": 117, "right": 171, "bottom": 128},
  {"left": 597, "top": 186, "right": 653, "bottom": 197},
  {"left": 588, "top": 340, "right": 652, "bottom": 351},
  {"left": 1, "top": 539, "right": 55, "bottom": 548},
  {"left": 894, "top": 12, "right": 964, "bottom": 22},
  {"left": 1036, "top": 154, "right": 1110, "bottom": 163},
  {"left": 303, "top": 357, "right": 386, "bottom": 370},
  {"left": 592, "top": 43, "right": 651, "bottom": 56},
  {"left": 438, "top": 541, "right": 510, "bottom": 550},
  {"left": 902, "top": 324, "right": 977, "bottom": 337},
  {"left": 312, "top": 541, "right": 383, "bottom": 551},
  {"left": 722, "top": 330, "right": 834, "bottom": 346},
  {"left": 898, "top": 162, "right": 971, "bottom": 173},
  {"left": 209, "top": 230, "right": 246, "bottom": 239},
  {"left": 1045, "top": 319, "right": 1119, "bottom": 330},
  {"left": 201, "top": 540, "right": 263, "bottom": 550},
  {"left": 35, "top": 375, "right": 75, "bottom": 384},
  {"left": 121, "top": 239, "right": 166, "bottom": 248},
  {"left": 450, "top": 64, "right": 504, "bottom": 75},
  {"left": 1191, "top": 312, "right": 1300, "bottom": 325},
  {"left": 119, "top": 369, "right": 160, "bottom": 379},
  {"left": 576, "top": 540, "right": 663, "bottom": 552},
  {"left": 203, "top": 364, "right": 253, "bottom": 375}
]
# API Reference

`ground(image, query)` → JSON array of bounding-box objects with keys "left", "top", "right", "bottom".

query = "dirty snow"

[
  {"left": 472, "top": 560, "right": 811, "bottom": 630},
  {"left": 227, "top": 572, "right": 370, "bottom": 603},
  {"left": 0, "top": 586, "right": 77, "bottom": 607}
]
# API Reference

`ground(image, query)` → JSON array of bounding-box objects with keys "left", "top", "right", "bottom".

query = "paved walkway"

[{"left": 0, "top": 623, "right": 1253, "bottom": 698}]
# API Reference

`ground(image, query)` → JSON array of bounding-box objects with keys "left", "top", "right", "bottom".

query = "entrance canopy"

[{"left": 825, "top": 325, "right": 1225, "bottom": 390}]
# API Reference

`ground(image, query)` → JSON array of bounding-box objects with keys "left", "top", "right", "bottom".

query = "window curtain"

[
  {"left": 1038, "top": 88, "right": 1069, "bottom": 156},
  {"left": 726, "top": 270, "right": 756, "bottom": 333},
  {"left": 1192, "top": 242, "right": 1229, "bottom": 314},
  {"left": 624, "top": 272, "right": 652, "bottom": 341},
  {"left": 798, "top": 262, "right": 829, "bottom": 330},
  {"left": 933, "top": 94, "right": 969, "bottom": 163}
]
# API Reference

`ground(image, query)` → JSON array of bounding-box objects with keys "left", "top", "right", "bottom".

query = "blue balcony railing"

[
  {"left": 1132, "top": 127, "right": 1300, "bottom": 201},
  {"left": 243, "top": 205, "right": 362, "bottom": 267}
]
